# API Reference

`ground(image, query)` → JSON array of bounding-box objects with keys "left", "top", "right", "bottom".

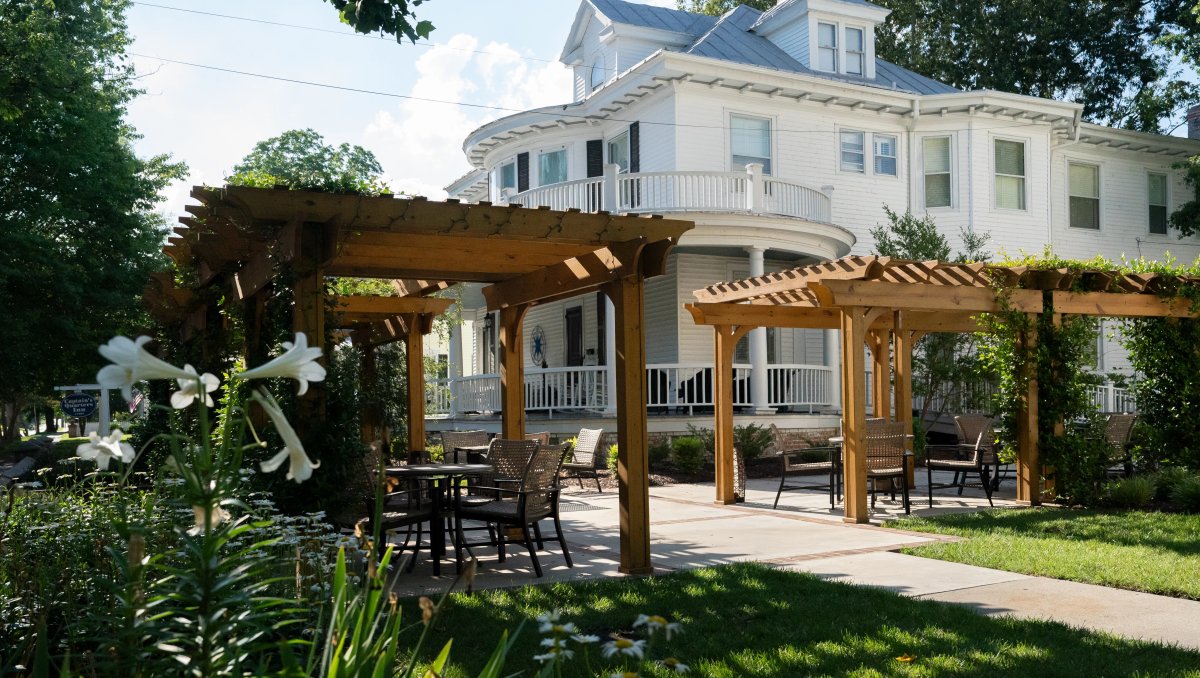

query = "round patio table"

[{"left": 385, "top": 462, "right": 492, "bottom": 575}]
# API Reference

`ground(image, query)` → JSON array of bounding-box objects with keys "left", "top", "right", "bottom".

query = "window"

[
  {"left": 730, "top": 114, "right": 772, "bottom": 174},
  {"left": 845, "top": 27, "right": 865, "bottom": 76},
  {"left": 923, "top": 136, "right": 952, "bottom": 208},
  {"left": 1148, "top": 173, "right": 1168, "bottom": 235},
  {"left": 840, "top": 130, "right": 865, "bottom": 173},
  {"left": 498, "top": 160, "right": 516, "bottom": 193},
  {"left": 994, "top": 139, "right": 1026, "bottom": 210},
  {"left": 1068, "top": 163, "right": 1100, "bottom": 229},
  {"left": 873, "top": 134, "right": 897, "bottom": 176},
  {"left": 817, "top": 22, "right": 838, "bottom": 72},
  {"left": 607, "top": 131, "right": 630, "bottom": 173},
  {"left": 537, "top": 148, "right": 567, "bottom": 186},
  {"left": 590, "top": 55, "right": 605, "bottom": 91}
]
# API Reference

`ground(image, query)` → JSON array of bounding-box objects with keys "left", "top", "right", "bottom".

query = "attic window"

[
  {"left": 845, "top": 27, "right": 865, "bottom": 76},
  {"left": 817, "top": 23, "right": 838, "bottom": 72},
  {"left": 590, "top": 55, "right": 605, "bottom": 91}
]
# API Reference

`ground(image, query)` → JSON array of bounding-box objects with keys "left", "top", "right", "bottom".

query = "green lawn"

[
  {"left": 889, "top": 508, "right": 1200, "bottom": 600},
  {"left": 400, "top": 563, "right": 1200, "bottom": 677}
]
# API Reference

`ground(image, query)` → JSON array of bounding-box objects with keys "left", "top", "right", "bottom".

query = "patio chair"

[
  {"left": 561, "top": 427, "right": 604, "bottom": 492},
  {"left": 453, "top": 442, "right": 573, "bottom": 577},
  {"left": 1103, "top": 413, "right": 1137, "bottom": 478},
  {"left": 458, "top": 438, "right": 539, "bottom": 506},
  {"left": 925, "top": 415, "right": 996, "bottom": 508},
  {"left": 770, "top": 424, "right": 840, "bottom": 509},
  {"left": 526, "top": 431, "right": 551, "bottom": 446},
  {"left": 866, "top": 421, "right": 911, "bottom": 514},
  {"left": 354, "top": 442, "right": 434, "bottom": 572},
  {"left": 440, "top": 430, "right": 490, "bottom": 463}
]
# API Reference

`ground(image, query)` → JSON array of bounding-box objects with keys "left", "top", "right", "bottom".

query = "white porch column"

[
  {"left": 604, "top": 296, "right": 617, "bottom": 415},
  {"left": 747, "top": 246, "right": 774, "bottom": 414},
  {"left": 447, "top": 321, "right": 463, "bottom": 416},
  {"left": 824, "top": 329, "right": 841, "bottom": 412}
]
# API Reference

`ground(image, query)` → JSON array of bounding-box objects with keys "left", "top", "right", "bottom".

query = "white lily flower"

[
  {"left": 97, "top": 336, "right": 193, "bottom": 401},
  {"left": 252, "top": 388, "right": 320, "bottom": 483},
  {"left": 75, "top": 429, "right": 135, "bottom": 471},
  {"left": 236, "top": 332, "right": 326, "bottom": 395},
  {"left": 189, "top": 504, "right": 231, "bottom": 535},
  {"left": 170, "top": 365, "right": 220, "bottom": 409}
]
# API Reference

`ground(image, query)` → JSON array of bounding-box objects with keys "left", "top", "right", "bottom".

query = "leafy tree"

[
  {"left": 869, "top": 208, "right": 991, "bottom": 432},
  {"left": 0, "top": 0, "right": 185, "bottom": 443},
  {"left": 676, "top": 0, "right": 770, "bottom": 14},
  {"left": 324, "top": 0, "right": 434, "bottom": 43},
  {"left": 227, "top": 128, "right": 390, "bottom": 195}
]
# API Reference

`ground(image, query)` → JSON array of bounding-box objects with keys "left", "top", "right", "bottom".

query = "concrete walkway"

[{"left": 390, "top": 473, "right": 1200, "bottom": 652}]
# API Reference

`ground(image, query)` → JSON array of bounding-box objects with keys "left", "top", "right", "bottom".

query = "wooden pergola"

[
  {"left": 686, "top": 255, "right": 1200, "bottom": 522},
  {"left": 150, "top": 185, "right": 693, "bottom": 574}
]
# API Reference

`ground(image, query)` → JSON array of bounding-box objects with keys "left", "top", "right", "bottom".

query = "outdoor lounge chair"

[
  {"left": 925, "top": 415, "right": 996, "bottom": 507},
  {"left": 561, "top": 427, "right": 604, "bottom": 492},
  {"left": 866, "top": 421, "right": 912, "bottom": 514},
  {"left": 770, "top": 424, "right": 840, "bottom": 509},
  {"left": 1103, "top": 413, "right": 1137, "bottom": 478}
]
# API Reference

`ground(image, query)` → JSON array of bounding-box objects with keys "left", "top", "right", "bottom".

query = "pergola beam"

[
  {"left": 481, "top": 238, "right": 652, "bottom": 311},
  {"left": 329, "top": 295, "right": 454, "bottom": 319},
  {"left": 811, "top": 279, "right": 1044, "bottom": 313}
]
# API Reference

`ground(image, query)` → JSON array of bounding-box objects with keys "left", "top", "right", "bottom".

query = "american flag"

[{"left": 129, "top": 391, "right": 144, "bottom": 413}]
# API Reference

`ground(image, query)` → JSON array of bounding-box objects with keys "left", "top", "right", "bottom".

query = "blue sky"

[{"left": 125, "top": 0, "right": 675, "bottom": 217}]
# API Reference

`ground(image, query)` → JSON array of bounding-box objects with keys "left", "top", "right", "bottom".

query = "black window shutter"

[
  {"left": 517, "top": 152, "right": 529, "bottom": 192},
  {"left": 629, "top": 122, "right": 640, "bottom": 173},
  {"left": 586, "top": 139, "right": 603, "bottom": 177}
]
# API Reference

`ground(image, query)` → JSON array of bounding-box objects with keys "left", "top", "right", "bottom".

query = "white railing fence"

[
  {"left": 509, "top": 164, "right": 832, "bottom": 224},
  {"left": 1089, "top": 384, "right": 1137, "bottom": 413}
]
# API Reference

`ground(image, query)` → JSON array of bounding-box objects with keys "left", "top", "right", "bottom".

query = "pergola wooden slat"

[
  {"left": 687, "top": 254, "right": 1200, "bottom": 522},
  {"left": 154, "top": 185, "right": 693, "bottom": 575}
]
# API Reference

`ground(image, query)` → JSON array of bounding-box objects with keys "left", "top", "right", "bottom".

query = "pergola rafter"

[
  {"left": 149, "top": 185, "right": 693, "bottom": 575},
  {"left": 687, "top": 255, "right": 1200, "bottom": 522}
]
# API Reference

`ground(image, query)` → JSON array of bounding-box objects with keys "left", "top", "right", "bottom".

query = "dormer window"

[
  {"left": 590, "top": 55, "right": 605, "bottom": 91},
  {"left": 845, "top": 27, "right": 865, "bottom": 76},
  {"left": 817, "top": 23, "right": 838, "bottom": 72}
]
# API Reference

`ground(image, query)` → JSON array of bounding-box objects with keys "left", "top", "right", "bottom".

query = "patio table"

[
  {"left": 450, "top": 444, "right": 490, "bottom": 464},
  {"left": 386, "top": 462, "right": 493, "bottom": 575}
]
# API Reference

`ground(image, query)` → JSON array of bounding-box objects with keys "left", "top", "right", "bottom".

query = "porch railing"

[
  {"left": 509, "top": 164, "right": 832, "bottom": 223},
  {"left": 1089, "top": 384, "right": 1137, "bottom": 413}
]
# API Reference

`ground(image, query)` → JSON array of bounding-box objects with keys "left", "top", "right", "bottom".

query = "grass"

[
  {"left": 889, "top": 508, "right": 1200, "bottom": 600},
  {"left": 399, "top": 562, "right": 1200, "bottom": 677}
]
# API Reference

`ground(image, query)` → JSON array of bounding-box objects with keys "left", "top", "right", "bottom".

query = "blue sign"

[{"left": 61, "top": 393, "right": 98, "bottom": 418}]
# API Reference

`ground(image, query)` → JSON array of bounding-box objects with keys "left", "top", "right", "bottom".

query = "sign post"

[{"left": 53, "top": 384, "right": 110, "bottom": 437}]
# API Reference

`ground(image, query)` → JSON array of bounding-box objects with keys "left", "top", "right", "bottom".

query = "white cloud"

[{"left": 364, "top": 32, "right": 572, "bottom": 199}]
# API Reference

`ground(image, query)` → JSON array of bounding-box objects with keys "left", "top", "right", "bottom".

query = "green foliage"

[
  {"left": 684, "top": 423, "right": 714, "bottom": 454},
  {"left": 0, "top": 0, "right": 185, "bottom": 443},
  {"left": 325, "top": 0, "right": 434, "bottom": 43},
  {"left": 1122, "top": 317, "right": 1200, "bottom": 469},
  {"left": 1170, "top": 475, "right": 1200, "bottom": 513},
  {"left": 732, "top": 423, "right": 772, "bottom": 460},
  {"left": 676, "top": 0, "right": 770, "bottom": 13},
  {"left": 648, "top": 439, "right": 672, "bottom": 466},
  {"left": 1150, "top": 466, "right": 1196, "bottom": 502},
  {"left": 1100, "top": 476, "right": 1156, "bottom": 509},
  {"left": 605, "top": 444, "right": 619, "bottom": 475},
  {"left": 670, "top": 437, "right": 705, "bottom": 474},
  {"left": 226, "top": 128, "right": 391, "bottom": 195}
]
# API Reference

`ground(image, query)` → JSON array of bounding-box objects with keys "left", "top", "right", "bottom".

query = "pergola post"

[
  {"left": 360, "top": 345, "right": 382, "bottom": 445},
  {"left": 893, "top": 315, "right": 917, "bottom": 486},
  {"left": 499, "top": 305, "right": 528, "bottom": 440},
  {"left": 867, "top": 330, "right": 891, "bottom": 420},
  {"left": 713, "top": 324, "right": 751, "bottom": 505},
  {"left": 292, "top": 223, "right": 327, "bottom": 425},
  {"left": 606, "top": 275, "right": 653, "bottom": 575},
  {"left": 841, "top": 306, "right": 870, "bottom": 523},
  {"left": 404, "top": 315, "right": 426, "bottom": 453},
  {"left": 1016, "top": 326, "right": 1041, "bottom": 505}
]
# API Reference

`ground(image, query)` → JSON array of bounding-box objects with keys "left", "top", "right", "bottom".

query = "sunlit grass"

[
  {"left": 891, "top": 508, "right": 1200, "bottom": 599},
  {"left": 399, "top": 562, "right": 1200, "bottom": 677}
]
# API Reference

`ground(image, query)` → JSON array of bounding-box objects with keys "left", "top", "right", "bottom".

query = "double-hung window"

[
  {"left": 1148, "top": 173, "right": 1168, "bottom": 235},
  {"left": 590, "top": 55, "right": 605, "bottom": 91},
  {"left": 730, "top": 114, "right": 772, "bottom": 174},
  {"left": 1068, "top": 162, "right": 1100, "bottom": 229},
  {"left": 873, "top": 134, "right": 897, "bottom": 176},
  {"left": 923, "top": 136, "right": 952, "bottom": 208},
  {"left": 498, "top": 159, "right": 516, "bottom": 196},
  {"left": 994, "top": 139, "right": 1026, "bottom": 210},
  {"left": 840, "top": 130, "right": 865, "bottom": 173},
  {"left": 817, "top": 22, "right": 838, "bottom": 72},
  {"left": 538, "top": 148, "right": 567, "bottom": 186},
  {"left": 845, "top": 27, "right": 865, "bottom": 76},
  {"left": 607, "top": 132, "right": 630, "bottom": 173}
]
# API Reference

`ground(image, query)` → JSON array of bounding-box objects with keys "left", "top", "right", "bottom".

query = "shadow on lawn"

[
  {"left": 401, "top": 563, "right": 1200, "bottom": 677},
  {"left": 897, "top": 507, "right": 1200, "bottom": 557}
]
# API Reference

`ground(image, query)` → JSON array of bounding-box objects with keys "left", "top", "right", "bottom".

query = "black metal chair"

[
  {"left": 453, "top": 442, "right": 573, "bottom": 577},
  {"left": 561, "top": 427, "right": 604, "bottom": 492},
  {"left": 770, "top": 424, "right": 840, "bottom": 509},
  {"left": 355, "top": 443, "right": 434, "bottom": 572},
  {"left": 926, "top": 415, "right": 996, "bottom": 507},
  {"left": 866, "top": 421, "right": 912, "bottom": 514}
]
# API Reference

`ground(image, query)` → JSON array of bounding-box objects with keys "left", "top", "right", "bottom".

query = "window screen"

[{"left": 994, "top": 139, "right": 1026, "bottom": 210}]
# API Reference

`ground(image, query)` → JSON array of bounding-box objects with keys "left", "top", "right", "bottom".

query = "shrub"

[
  {"left": 733, "top": 423, "right": 773, "bottom": 460},
  {"left": 1151, "top": 467, "right": 1195, "bottom": 503},
  {"left": 648, "top": 439, "right": 672, "bottom": 466},
  {"left": 686, "top": 423, "right": 714, "bottom": 455},
  {"left": 671, "top": 437, "right": 705, "bottom": 474},
  {"left": 425, "top": 443, "right": 445, "bottom": 463},
  {"left": 1101, "top": 476, "right": 1155, "bottom": 509},
  {"left": 606, "top": 443, "right": 619, "bottom": 474},
  {"left": 1169, "top": 476, "right": 1200, "bottom": 513}
]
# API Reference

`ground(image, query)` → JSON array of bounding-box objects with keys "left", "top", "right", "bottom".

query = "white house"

[{"left": 431, "top": 0, "right": 1200, "bottom": 432}]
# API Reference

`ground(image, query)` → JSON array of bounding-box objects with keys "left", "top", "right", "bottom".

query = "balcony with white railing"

[
  {"left": 508, "top": 164, "right": 832, "bottom": 224},
  {"left": 426, "top": 363, "right": 836, "bottom": 417}
]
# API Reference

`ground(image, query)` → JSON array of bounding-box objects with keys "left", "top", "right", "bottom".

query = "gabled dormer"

[
  {"left": 560, "top": 0, "right": 715, "bottom": 101},
  {"left": 751, "top": 0, "right": 890, "bottom": 81}
]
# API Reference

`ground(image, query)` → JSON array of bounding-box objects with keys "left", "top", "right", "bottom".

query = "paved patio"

[{"left": 387, "top": 470, "right": 1200, "bottom": 651}]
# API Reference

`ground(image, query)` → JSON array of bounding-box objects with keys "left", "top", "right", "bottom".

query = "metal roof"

[{"left": 589, "top": 0, "right": 716, "bottom": 35}]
